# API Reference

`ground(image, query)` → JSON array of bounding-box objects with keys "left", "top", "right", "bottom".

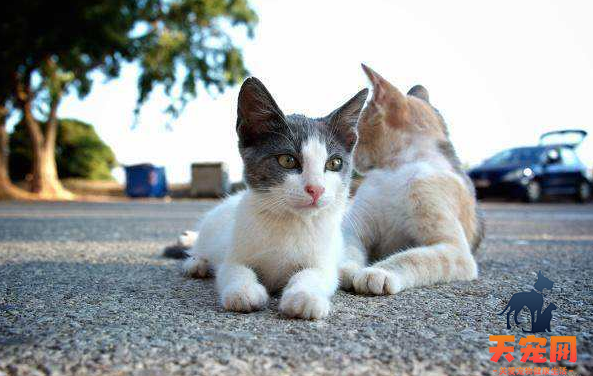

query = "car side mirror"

[{"left": 545, "top": 149, "right": 560, "bottom": 165}]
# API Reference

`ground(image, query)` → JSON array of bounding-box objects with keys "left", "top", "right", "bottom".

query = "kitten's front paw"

[
  {"left": 221, "top": 283, "right": 269, "bottom": 313},
  {"left": 182, "top": 256, "right": 211, "bottom": 278},
  {"left": 279, "top": 290, "right": 330, "bottom": 320},
  {"left": 339, "top": 263, "right": 361, "bottom": 291},
  {"left": 353, "top": 267, "right": 402, "bottom": 295}
]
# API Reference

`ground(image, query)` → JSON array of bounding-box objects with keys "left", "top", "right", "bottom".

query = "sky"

[{"left": 54, "top": 0, "right": 593, "bottom": 183}]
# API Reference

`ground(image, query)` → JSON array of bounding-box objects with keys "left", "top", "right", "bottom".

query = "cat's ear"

[
  {"left": 361, "top": 63, "right": 405, "bottom": 106},
  {"left": 407, "top": 85, "right": 430, "bottom": 103},
  {"left": 327, "top": 88, "right": 369, "bottom": 151},
  {"left": 236, "top": 77, "right": 285, "bottom": 143}
]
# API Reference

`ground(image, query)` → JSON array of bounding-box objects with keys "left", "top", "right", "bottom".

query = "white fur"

[
  {"left": 342, "top": 138, "right": 478, "bottom": 294},
  {"left": 177, "top": 230, "right": 198, "bottom": 248},
  {"left": 182, "top": 136, "right": 348, "bottom": 319}
]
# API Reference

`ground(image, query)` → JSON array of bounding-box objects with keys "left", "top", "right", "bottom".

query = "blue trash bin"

[{"left": 124, "top": 164, "right": 168, "bottom": 198}]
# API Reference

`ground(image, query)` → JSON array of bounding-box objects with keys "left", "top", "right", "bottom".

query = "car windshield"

[{"left": 484, "top": 148, "right": 543, "bottom": 166}]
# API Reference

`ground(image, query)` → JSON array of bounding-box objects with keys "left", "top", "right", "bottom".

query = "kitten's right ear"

[
  {"left": 236, "top": 77, "right": 285, "bottom": 142},
  {"left": 327, "top": 88, "right": 369, "bottom": 152},
  {"left": 361, "top": 64, "right": 405, "bottom": 106},
  {"left": 407, "top": 85, "right": 430, "bottom": 103}
]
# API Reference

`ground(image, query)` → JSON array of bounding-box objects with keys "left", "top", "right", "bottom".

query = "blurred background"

[{"left": 1, "top": 0, "right": 592, "bottom": 201}]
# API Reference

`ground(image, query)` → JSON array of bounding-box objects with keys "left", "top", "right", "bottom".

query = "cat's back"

[
  {"left": 355, "top": 161, "right": 457, "bottom": 205},
  {"left": 352, "top": 160, "right": 478, "bottom": 246},
  {"left": 202, "top": 190, "right": 245, "bottom": 227}
]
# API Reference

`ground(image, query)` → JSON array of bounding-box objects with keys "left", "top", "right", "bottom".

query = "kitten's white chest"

[
  {"left": 251, "top": 253, "right": 302, "bottom": 292},
  {"left": 231, "top": 202, "right": 342, "bottom": 292}
]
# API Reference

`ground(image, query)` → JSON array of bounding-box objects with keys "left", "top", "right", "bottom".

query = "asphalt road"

[{"left": 1, "top": 201, "right": 592, "bottom": 376}]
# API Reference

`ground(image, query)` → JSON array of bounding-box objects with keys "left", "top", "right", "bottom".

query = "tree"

[
  {"left": 0, "top": 0, "right": 257, "bottom": 199},
  {"left": 0, "top": 52, "right": 35, "bottom": 198},
  {"left": 10, "top": 118, "right": 117, "bottom": 182},
  {"left": 0, "top": 103, "right": 34, "bottom": 199}
]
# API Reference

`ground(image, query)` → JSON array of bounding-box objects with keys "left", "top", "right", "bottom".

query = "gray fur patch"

[
  {"left": 236, "top": 78, "right": 367, "bottom": 192},
  {"left": 240, "top": 114, "right": 354, "bottom": 191}
]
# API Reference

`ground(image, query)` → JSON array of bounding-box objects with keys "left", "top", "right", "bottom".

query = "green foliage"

[
  {"left": 135, "top": 0, "right": 257, "bottom": 116},
  {"left": 0, "top": 0, "right": 257, "bottom": 113},
  {"left": 9, "top": 119, "right": 117, "bottom": 181}
]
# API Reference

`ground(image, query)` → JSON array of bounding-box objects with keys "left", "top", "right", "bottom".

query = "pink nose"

[{"left": 304, "top": 185, "right": 325, "bottom": 204}]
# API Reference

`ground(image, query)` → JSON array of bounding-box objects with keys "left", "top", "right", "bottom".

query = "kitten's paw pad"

[
  {"left": 182, "top": 256, "right": 211, "bottom": 278},
  {"left": 221, "top": 283, "right": 269, "bottom": 313},
  {"left": 339, "top": 264, "right": 360, "bottom": 291},
  {"left": 279, "top": 290, "right": 330, "bottom": 320},
  {"left": 353, "top": 267, "right": 402, "bottom": 295}
]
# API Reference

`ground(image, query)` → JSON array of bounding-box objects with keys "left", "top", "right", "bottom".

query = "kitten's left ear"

[{"left": 327, "top": 88, "right": 369, "bottom": 151}]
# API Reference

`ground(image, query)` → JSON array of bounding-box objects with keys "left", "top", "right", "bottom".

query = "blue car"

[{"left": 468, "top": 130, "right": 591, "bottom": 203}]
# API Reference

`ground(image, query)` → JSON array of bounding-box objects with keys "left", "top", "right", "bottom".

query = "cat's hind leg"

[
  {"left": 352, "top": 180, "right": 478, "bottom": 295},
  {"left": 178, "top": 231, "right": 213, "bottom": 278},
  {"left": 181, "top": 198, "right": 237, "bottom": 279},
  {"left": 181, "top": 231, "right": 224, "bottom": 279},
  {"left": 352, "top": 229, "right": 477, "bottom": 295},
  {"left": 182, "top": 254, "right": 212, "bottom": 278}
]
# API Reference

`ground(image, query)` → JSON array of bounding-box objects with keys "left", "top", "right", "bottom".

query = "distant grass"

[
  {"left": 61, "top": 178, "right": 124, "bottom": 196},
  {"left": 15, "top": 179, "right": 192, "bottom": 199}
]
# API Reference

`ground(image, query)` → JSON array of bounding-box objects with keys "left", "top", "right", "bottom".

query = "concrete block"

[{"left": 190, "top": 162, "right": 230, "bottom": 197}]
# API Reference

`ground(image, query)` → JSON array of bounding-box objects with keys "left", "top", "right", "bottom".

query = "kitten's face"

[{"left": 236, "top": 78, "right": 368, "bottom": 215}]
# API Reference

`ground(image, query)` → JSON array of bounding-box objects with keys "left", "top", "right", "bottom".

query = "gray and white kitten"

[{"left": 181, "top": 77, "right": 368, "bottom": 319}]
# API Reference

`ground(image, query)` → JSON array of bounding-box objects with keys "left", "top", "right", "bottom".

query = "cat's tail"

[
  {"left": 497, "top": 302, "right": 511, "bottom": 315},
  {"left": 162, "top": 231, "right": 199, "bottom": 259}
]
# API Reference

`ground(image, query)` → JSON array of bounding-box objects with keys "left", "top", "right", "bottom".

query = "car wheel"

[
  {"left": 524, "top": 181, "right": 542, "bottom": 203},
  {"left": 576, "top": 181, "right": 591, "bottom": 203}
]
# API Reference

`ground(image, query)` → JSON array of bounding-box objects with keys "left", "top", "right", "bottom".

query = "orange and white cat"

[{"left": 339, "top": 64, "right": 484, "bottom": 295}]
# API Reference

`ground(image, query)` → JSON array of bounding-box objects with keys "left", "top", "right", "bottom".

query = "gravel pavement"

[{"left": 1, "top": 201, "right": 592, "bottom": 376}]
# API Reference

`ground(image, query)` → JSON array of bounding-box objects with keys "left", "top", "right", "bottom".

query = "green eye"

[
  {"left": 277, "top": 154, "right": 298, "bottom": 169},
  {"left": 325, "top": 157, "right": 343, "bottom": 171}
]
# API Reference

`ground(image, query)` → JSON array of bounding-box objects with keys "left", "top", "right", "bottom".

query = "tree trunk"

[
  {"left": 15, "top": 71, "right": 74, "bottom": 200},
  {"left": 0, "top": 105, "right": 35, "bottom": 199},
  {"left": 23, "top": 105, "right": 73, "bottom": 200}
]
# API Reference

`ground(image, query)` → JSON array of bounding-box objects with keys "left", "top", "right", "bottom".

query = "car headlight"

[{"left": 502, "top": 167, "right": 533, "bottom": 182}]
